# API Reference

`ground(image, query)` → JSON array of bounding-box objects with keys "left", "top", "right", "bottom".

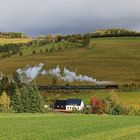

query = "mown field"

[
  {"left": 0, "top": 37, "right": 140, "bottom": 85},
  {"left": 0, "top": 38, "right": 32, "bottom": 44},
  {"left": 0, "top": 113, "right": 139, "bottom": 140}
]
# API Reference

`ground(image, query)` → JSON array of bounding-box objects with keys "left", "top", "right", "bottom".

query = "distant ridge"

[{"left": 90, "top": 28, "right": 140, "bottom": 38}]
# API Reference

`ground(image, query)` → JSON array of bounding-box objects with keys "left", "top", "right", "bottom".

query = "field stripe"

[{"left": 69, "top": 125, "right": 140, "bottom": 140}]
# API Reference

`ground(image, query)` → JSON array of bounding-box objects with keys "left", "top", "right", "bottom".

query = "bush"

[
  {"left": 40, "top": 49, "right": 43, "bottom": 53},
  {"left": 81, "top": 107, "right": 92, "bottom": 114},
  {"left": 102, "top": 94, "right": 128, "bottom": 115},
  {"left": 19, "top": 51, "right": 23, "bottom": 56},
  {"left": 90, "top": 96, "right": 105, "bottom": 114},
  {"left": 89, "top": 94, "right": 140, "bottom": 115},
  {"left": 32, "top": 50, "right": 36, "bottom": 55},
  {"left": 45, "top": 48, "right": 49, "bottom": 52}
]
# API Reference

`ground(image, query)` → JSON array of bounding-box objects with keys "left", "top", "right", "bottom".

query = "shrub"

[
  {"left": 45, "top": 48, "right": 48, "bottom": 52},
  {"left": 19, "top": 51, "right": 23, "bottom": 56},
  {"left": 89, "top": 94, "right": 140, "bottom": 115},
  {"left": 90, "top": 96, "right": 105, "bottom": 114},
  {"left": 81, "top": 107, "right": 92, "bottom": 114},
  {"left": 32, "top": 50, "right": 36, "bottom": 55},
  {"left": 49, "top": 48, "right": 52, "bottom": 53},
  {"left": 102, "top": 94, "right": 140, "bottom": 115},
  {"left": 40, "top": 49, "right": 43, "bottom": 53}
]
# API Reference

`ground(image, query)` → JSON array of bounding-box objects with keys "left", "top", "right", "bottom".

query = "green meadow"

[{"left": 0, "top": 113, "right": 139, "bottom": 140}]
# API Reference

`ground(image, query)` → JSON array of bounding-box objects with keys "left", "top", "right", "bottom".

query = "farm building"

[
  {"left": 54, "top": 100, "right": 67, "bottom": 110},
  {"left": 54, "top": 99, "right": 84, "bottom": 111}
]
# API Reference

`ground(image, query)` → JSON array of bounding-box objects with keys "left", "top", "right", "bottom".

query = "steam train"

[{"left": 38, "top": 84, "right": 118, "bottom": 91}]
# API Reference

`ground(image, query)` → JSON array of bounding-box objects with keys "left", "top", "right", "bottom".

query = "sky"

[{"left": 0, "top": 0, "right": 140, "bottom": 35}]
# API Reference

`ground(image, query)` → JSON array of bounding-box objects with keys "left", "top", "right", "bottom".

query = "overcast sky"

[{"left": 0, "top": 0, "right": 140, "bottom": 35}]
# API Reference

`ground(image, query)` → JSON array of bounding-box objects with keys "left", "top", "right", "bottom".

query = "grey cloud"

[{"left": 0, "top": 0, "right": 140, "bottom": 35}]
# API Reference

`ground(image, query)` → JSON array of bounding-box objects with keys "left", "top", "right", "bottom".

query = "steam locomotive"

[{"left": 38, "top": 84, "right": 118, "bottom": 91}]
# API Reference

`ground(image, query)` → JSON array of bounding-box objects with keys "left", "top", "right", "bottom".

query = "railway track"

[{"left": 38, "top": 85, "right": 118, "bottom": 91}]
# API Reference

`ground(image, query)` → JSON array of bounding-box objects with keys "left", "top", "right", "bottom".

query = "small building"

[
  {"left": 54, "top": 99, "right": 84, "bottom": 111},
  {"left": 54, "top": 100, "right": 67, "bottom": 110}
]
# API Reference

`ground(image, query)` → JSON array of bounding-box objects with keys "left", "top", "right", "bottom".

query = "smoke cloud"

[
  {"left": 48, "top": 66, "right": 112, "bottom": 85},
  {"left": 16, "top": 63, "right": 112, "bottom": 84},
  {"left": 16, "top": 63, "right": 44, "bottom": 83}
]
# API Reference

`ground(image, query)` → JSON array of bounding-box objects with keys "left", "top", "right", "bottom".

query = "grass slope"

[
  {"left": 22, "top": 41, "right": 82, "bottom": 56},
  {"left": 0, "top": 37, "right": 140, "bottom": 84},
  {"left": 0, "top": 114, "right": 139, "bottom": 140}
]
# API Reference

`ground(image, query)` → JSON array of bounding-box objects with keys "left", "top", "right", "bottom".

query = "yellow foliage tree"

[
  {"left": 46, "top": 34, "right": 53, "bottom": 42},
  {"left": 0, "top": 91, "right": 10, "bottom": 112}
]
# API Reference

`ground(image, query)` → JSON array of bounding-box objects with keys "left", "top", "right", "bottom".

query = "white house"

[
  {"left": 54, "top": 99, "right": 84, "bottom": 111},
  {"left": 66, "top": 99, "right": 84, "bottom": 111}
]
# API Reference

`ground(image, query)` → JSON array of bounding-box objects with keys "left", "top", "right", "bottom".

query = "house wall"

[{"left": 66, "top": 101, "right": 84, "bottom": 111}]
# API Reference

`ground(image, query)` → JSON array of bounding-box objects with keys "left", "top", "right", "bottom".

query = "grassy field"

[
  {"left": 0, "top": 113, "right": 139, "bottom": 140},
  {"left": 0, "top": 37, "right": 140, "bottom": 84},
  {"left": 0, "top": 38, "right": 32, "bottom": 45}
]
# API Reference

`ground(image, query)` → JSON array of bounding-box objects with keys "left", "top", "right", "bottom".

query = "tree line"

[
  {"left": 0, "top": 43, "right": 22, "bottom": 54},
  {"left": 0, "top": 74, "right": 44, "bottom": 113},
  {"left": 28, "top": 34, "right": 90, "bottom": 47},
  {"left": 0, "top": 32, "right": 27, "bottom": 38},
  {"left": 90, "top": 28, "right": 140, "bottom": 38},
  {"left": 1, "top": 28, "right": 140, "bottom": 58}
]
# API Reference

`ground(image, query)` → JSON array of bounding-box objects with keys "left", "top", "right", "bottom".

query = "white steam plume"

[
  {"left": 16, "top": 63, "right": 112, "bottom": 84},
  {"left": 16, "top": 63, "right": 44, "bottom": 83},
  {"left": 48, "top": 65, "right": 61, "bottom": 79},
  {"left": 48, "top": 66, "right": 112, "bottom": 85}
]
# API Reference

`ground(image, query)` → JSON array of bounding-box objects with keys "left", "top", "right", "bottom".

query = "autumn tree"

[{"left": 0, "top": 91, "right": 10, "bottom": 112}]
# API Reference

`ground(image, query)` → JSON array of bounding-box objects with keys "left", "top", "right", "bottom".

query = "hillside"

[{"left": 0, "top": 37, "right": 140, "bottom": 85}]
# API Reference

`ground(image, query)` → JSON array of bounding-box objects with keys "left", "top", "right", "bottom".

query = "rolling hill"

[{"left": 0, "top": 37, "right": 139, "bottom": 85}]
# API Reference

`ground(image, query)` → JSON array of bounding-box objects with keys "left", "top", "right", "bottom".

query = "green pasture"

[{"left": 0, "top": 113, "right": 139, "bottom": 140}]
